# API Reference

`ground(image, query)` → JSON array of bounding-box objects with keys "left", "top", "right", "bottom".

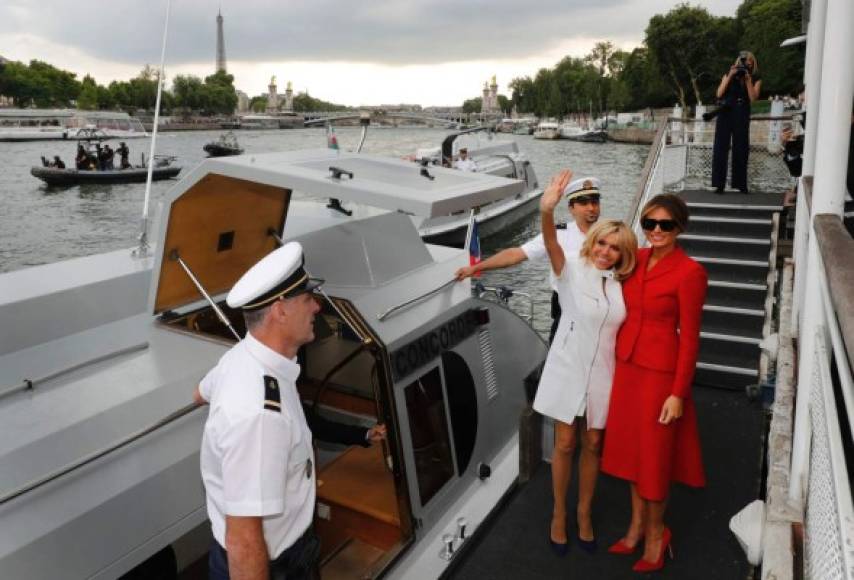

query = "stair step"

[
  {"left": 690, "top": 216, "right": 773, "bottom": 237},
  {"left": 321, "top": 538, "right": 385, "bottom": 580},
  {"left": 681, "top": 236, "right": 771, "bottom": 261},
  {"left": 695, "top": 362, "right": 758, "bottom": 390},
  {"left": 696, "top": 258, "right": 769, "bottom": 285},
  {"left": 689, "top": 206, "right": 780, "bottom": 220},
  {"left": 701, "top": 308, "right": 764, "bottom": 339},
  {"left": 698, "top": 336, "right": 761, "bottom": 369},
  {"left": 685, "top": 201, "right": 783, "bottom": 212},
  {"left": 706, "top": 282, "right": 767, "bottom": 311}
]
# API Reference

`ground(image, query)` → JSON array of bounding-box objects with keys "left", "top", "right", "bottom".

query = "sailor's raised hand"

[
  {"left": 540, "top": 169, "right": 573, "bottom": 214},
  {"left": 455, "top": 265, "right": 478, "bottom": 280}
]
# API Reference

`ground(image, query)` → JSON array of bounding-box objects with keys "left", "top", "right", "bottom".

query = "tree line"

[
  {"left": 0, "top": 59, "right": 241, "bottom": 115},
  {"left": 0, "top": 60, "right": 352, "bottom": 115},
  {"left": 479, "top": 0, "right": 804, "bottom": 117}
]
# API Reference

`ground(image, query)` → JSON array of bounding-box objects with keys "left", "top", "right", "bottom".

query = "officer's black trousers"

[
  {"left": 209, "top": 526, "right": 320, "bottom": 580},
  {"left": 711, "top": 107, "right": 751, "bottom": 191}
]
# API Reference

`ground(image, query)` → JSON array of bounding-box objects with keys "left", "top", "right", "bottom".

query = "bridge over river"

[{"left": 301, "top": 110, "right": 503, "bottom": 128}]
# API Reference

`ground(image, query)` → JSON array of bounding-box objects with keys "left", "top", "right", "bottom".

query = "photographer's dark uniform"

[{"left": 712, "top": 67, "right": 757, "bottom": 193}]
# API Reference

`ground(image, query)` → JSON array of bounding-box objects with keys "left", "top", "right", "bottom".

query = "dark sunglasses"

[
  {"left": 571, "top": 195, "right": 600, "bottom": 205},
  {"left": 641, "top": 217, "right": 678, "bottom": 232}
]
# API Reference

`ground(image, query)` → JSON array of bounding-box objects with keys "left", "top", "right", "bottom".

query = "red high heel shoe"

[
  {"left": 608, "top": 536, "right": 643, "bottom": 556},
  {"left": 607, "top": 536, "right": 641, "bottom": 555},
  {"left": 632, "top": 527, "right": 673, "bottom": 572}
]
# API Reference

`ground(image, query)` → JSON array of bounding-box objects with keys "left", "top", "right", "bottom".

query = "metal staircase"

[{"left": 675, "top": 192, "right": 783, "bottom": 390}]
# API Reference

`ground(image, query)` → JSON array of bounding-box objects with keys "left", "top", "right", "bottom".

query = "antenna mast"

[{"left": 134, "top": 0, "right": 172, "bottom": 258}]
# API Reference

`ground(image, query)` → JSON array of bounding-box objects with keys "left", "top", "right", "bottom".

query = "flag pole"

[{"left": 463, "top": 209, "right": 476, "bottom": 252}]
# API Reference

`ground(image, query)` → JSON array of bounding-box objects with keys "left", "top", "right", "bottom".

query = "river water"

[{"left": 0, "top": 127, "right": 647, "bottom": 336}]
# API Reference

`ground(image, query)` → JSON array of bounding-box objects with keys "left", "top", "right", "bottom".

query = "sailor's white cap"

[
  {"left": 564, "top": 176, "right": 601, "bottom": 202},
  {"left": 226, "top": 242, "right": 324, "bottom": 311}
]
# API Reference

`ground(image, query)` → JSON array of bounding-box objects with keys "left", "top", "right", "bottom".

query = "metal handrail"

[
  {"left": 474, "top": 283, "right": 534, "bottom": 322},
  {"left": 0, "top": 402, "right": 202, "bottom": 507},
  {"left": 625, "top": 120, "right": 668, "bottom": 228},
  {"left": 0, "top": 342, "right": 150, "bottom": 401},
  {"left": 377, "top": 278, "right": 457, "bottom": 321},
  {"left": 814, "top": 214, "right": 854, "bottom": 371}
]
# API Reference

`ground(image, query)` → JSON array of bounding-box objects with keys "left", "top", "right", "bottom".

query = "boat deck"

[{"left": 447, "top": 383, "right": 766, "bottom": 579}]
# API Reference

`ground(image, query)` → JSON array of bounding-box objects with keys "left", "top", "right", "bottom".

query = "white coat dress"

[{"left": 532, "top": 257, "right": 626, "bottom": 428}]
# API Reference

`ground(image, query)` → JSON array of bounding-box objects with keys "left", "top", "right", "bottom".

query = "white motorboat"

[
  {"left": 559, "top": 120, "right": 607, "bottom": 142},
  {"left": 0, "top": 148, "right": 548, "bottom": 580},
  {"left": 0, "top": 109, "right": 147, "bottom": 141},
  {"left": 532, "top": 121, "right": 560, "bottom": 140},
  {"left": 318, "top": 128, "right": 543, "bottom": 247}
]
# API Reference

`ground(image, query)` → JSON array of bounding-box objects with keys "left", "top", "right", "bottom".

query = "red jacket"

[{"left": 616, "top": 246, "right": 708, "bottom": 398}]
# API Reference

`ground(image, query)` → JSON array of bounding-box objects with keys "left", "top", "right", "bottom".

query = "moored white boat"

[
  {"left": 0, "top": 109, "right": 147, "bottom": 141},
  {"left": 533, "top": 121, "right": 560, "bottom": 139}
]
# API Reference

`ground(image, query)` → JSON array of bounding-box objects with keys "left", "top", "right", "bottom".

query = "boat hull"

[
  {"left": 562, "top": 130, "right": 608, "bottom": 143},
  {"left": 203, "top": 143, "right": 244, "bottom": 157},
  {"left": 420, "top": 188, "right": 543, "bottom": 247},
  {"left": 31, "top": 166, "right": 182, "bottom": 186}
]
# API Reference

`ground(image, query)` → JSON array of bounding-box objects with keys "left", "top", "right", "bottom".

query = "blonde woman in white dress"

[{"left": 533, "top": 169, "right": 638, "bottom": 556}]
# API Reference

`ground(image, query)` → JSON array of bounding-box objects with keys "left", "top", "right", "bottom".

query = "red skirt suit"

[{"left": 601, "top": 246, "right": 708, "bottom": 501}]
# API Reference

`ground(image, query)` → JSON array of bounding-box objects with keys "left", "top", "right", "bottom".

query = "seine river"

[{"left": 0, "top": 127, "right": 647, "bottom": 336}]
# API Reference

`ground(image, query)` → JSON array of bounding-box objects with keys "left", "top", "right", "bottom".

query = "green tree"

[
  {"left": 736, "top": 0, "right": 804, "bottom": 95},
  {"left": 249, "top": 96, "right": 267, "bottom": 113},
  {"left": 292, "top": 92, "right": 348, "bottom": 112},
  {"left": 76, "top": 75, "right": 99, "bottom": 110},
  {"left": 645, "top": 4, "right": 734, "bottom": 108},
  {"left": 509, "top": 76, "right": 535, "bottom": 113},
  {"left": 172, "top": 74, "right": 205, "bottom": 112},
  {"left": 496, "top": 94, "right": 510, "bottom": 114},
  {"left": 203, "top": 70, "right": 238, "bottom": 115},
  {"left": 462, "top": 97, "right": 482, "bottom": 114}
]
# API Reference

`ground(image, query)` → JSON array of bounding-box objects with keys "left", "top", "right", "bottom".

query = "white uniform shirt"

[
  {"left": 199, "top": 332, "right": 315, "bottom": 559},
  {"left": 520, "top": 222, "right": 586, "bottom": 291},
  {"left": 454, "top": 157, "right": 478, "bottom": 172},
  {"left": 533, "top": 258, "right": 626, "bottom": 428}
]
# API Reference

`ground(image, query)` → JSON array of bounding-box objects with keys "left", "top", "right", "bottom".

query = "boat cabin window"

[
  {"left": 441, "top": 351, "right": 477, "bottom": 475},
  {"left": 403, "top": 367, "right": 455, "bottom": 506}
]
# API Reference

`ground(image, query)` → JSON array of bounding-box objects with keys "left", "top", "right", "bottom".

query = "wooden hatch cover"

[{"left": 154, "top": 173, "right": 290, "bottom": 314}]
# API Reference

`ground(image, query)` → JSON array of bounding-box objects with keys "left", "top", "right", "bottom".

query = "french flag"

[{"left": 465, "top": 212, "right": 482, "bottom": 276}]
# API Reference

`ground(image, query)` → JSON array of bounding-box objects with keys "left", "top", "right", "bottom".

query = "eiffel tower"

[{"left": 216, "top": 9, "right": 226, "bottom": 73}]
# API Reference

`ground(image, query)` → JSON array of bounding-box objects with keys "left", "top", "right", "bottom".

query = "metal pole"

[
  {"left": 801, "top": 0, "right": 827, "bottom": 177},
  {"left": 173, "top": 253, "right": 241, "bottom": 341},
  {"left": 792, "top": 0, "right": 828, "bottom": 335},
  {"left": 811, "top": 0, "right": 853, "bottom": 218},
  {"left": 135, "top": 0, "right": 172, "bottom": 258}
]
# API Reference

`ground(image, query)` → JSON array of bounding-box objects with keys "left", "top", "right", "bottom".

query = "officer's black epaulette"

[
  {"left": 556, "top": 222, "right": 568, "bottom": 230},
  {"left": 263, "top": 375, "right": 281, "bottom": 412}
]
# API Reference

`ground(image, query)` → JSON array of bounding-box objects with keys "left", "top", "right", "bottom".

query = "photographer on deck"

[{"left": 711, "top": 51, "right": 762, "bottom": 194}]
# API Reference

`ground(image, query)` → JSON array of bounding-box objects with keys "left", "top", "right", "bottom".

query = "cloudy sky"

[{"left": 0, "top": 0, "right": 741, "bottom": 106}]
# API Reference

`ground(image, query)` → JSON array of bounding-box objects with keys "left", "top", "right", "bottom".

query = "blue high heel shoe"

[
  {"left": 577, "top": 535, "right": 598, "bottom": 554},
  {"left": 549, "top": 536, "right": 569, "bottom": 557}
]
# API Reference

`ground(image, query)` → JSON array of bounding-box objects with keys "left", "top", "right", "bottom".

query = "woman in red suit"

[{"left": 601, "top": 194, "right": 707, "bottom": 572}]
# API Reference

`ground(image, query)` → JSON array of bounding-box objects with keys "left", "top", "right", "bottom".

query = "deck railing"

[
  {"left": 627, "top": 115, "right": 795, "bottom": 234},
  {"left": 796, "top": 201, "right": 854, "bottom": 579}
]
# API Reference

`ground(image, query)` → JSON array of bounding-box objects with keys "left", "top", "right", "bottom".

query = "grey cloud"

[{"left": 1, "top": 0, "right": 645, "bottom": 66}]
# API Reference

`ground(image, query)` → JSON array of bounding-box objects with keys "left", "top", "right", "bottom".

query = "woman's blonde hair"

[
  {"left": 579, "top": 219, "right": 638, "bottom": 281},
  {"left": 734, "top": 51, "right": 759, "bottom": 74}
]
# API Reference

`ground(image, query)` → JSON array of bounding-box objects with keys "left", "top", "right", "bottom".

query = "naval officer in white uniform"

[
  {"left": 454, "top": 147, "right": 478, "bottom": 172},
  {"left": 455, "top": 176, "right": 603, "bottom": 342},
  {"left": 194, "top": 242, "right": 326, "bottom": 580}
]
